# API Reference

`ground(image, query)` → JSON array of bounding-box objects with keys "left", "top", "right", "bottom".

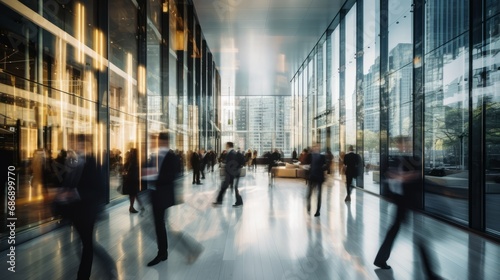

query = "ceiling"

[{"left": 192, "top": 0, "right": 346, "bottom": 96}]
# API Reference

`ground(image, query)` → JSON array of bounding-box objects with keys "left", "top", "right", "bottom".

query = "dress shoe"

[
  {"left": 129, "top": 207, "right": 138, "bottom": 213},
  {"left": 212, "top": 201, "right": 223, "bottom": 206},
  {"left": 147, "top": 253, "right": 168, "bottom": 266},
  {"left": 187, "top": 246, "right": 204, "bottom": 264},
  {"left": 232, "top": 203, "right": 243, "bottom": 208},
  {"left": 374, "top": 261, "right": 391, "bottom": 269},
  {"left": 314, "top": 212, "right": 320, "bottom": 217}
]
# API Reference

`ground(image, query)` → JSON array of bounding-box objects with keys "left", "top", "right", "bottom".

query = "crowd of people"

[{"left": 30, "top": 135, "right": 441, "bottom": 279}]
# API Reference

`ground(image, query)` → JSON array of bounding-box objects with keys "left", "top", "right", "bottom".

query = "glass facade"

[
  {"left": 223, "top": 95, "right": 292, "bottom": 157},
  {"left": 292, "top": 0, "right": 500, "bottom": 238},
  {"left": 0, "top": 0, "right": 221, "bottom": 238}
]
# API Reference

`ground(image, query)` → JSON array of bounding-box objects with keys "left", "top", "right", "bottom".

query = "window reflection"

[
  {"left": 483, "top": 13, "right": 500, "bottom": 234},
  {"left": 424, "top": 2, "right": 469, "bottom": 224}
]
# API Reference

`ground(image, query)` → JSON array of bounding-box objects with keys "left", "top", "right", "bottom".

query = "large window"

[
  {"left": 483, "top": 11, "right": 500, "bottom": 233},
  {"left": 362, "top": 0, "right": 381, "bottom": 193},
  {"left": 423, "top": 1, "right": 469, "bottom": 224},
  {"left": 345, "top": 5, "right": 357, "bottom": 151},
  {"left": 330, "top": 28, "right": 340, "bottom": 165}
]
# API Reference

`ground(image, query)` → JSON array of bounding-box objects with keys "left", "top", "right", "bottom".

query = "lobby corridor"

[{"left": 1, "top": 168, "right": 499, "bottom": 280}]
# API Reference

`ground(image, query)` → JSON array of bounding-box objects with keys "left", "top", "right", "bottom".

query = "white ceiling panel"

[{"left": 193, "top": 0, "right": 347, "bottom": 96}]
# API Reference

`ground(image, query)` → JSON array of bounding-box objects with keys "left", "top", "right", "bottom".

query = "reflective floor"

[{"left": 1, "top": 166, "right": 499, "bottom": 280}]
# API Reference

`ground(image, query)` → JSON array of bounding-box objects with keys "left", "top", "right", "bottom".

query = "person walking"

[
  {"left": 292, "top": 148, "right": 298, "bottom": 161},
  {"left": 343, "top": 145, "right": 360, "bottom": 202},
  {"left": 199, "top": 149, "right": 206, "bottom": 179},
  {"left": 191, "top": 149, "right": 201, "bottom": 185},
  {"left": 147, "top": 132, "right": 181, "bottom": 266},
  {"left": 373, "top": 136, "right": 442, "bottom": 279},
  {"left": 306, "top": 143, "right": 326, "bottom": 217},
  {"left": 60, "top": 134, "right": 105, "bottom": 279},
  {"left": 123, "top": 148, "right": 144, "bottom": 213},
  {"left": 213, "top": 142, "right": 244, "bottom": 207}
]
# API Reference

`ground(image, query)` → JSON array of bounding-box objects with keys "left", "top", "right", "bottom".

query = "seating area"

[{"left": 271, "top": 163, "right": 308, "bottom": 179}]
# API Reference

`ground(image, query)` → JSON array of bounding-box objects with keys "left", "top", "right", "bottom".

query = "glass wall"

[
  {"left": 330, "top": 28, "right": 341, "bottom": 171},
  {"left": 362, "top": 0, "right": 381, "bottom": 193},
  {"left": 483, "top": 1, "right": 500, "bottom": 234},
  {"left": 423, "top": 0, "right": 469, "bottom": 224},
  {"left": 0, "top": 0, "right": 221, "bottom": 241},
  {"left": 291, "top": 0, "right": 500, "bottom": 238},
  {"left": 345, "top": 4, "right": 357, "bottom": 151},
  {"left": 224, "top": 96, "right": 293, "bottom": 157}
]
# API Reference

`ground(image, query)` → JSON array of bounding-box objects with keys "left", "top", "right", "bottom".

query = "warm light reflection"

[
  {"left": 138, "top": 65, "right": 146, "bottom": 95},
  {"left": 75, "top": 2, "right": 86, "bottom": 64},
  {"left": 93, "top": 29, "right": 105, "bottom": 70},
  {"left": 162, "top": 1, "right": 168, "bottom": 13},
  {"left": 100, "top": 123, "right": 104, "bottom": 164},
  {"left": 175, "top": 30, "right": 184, "bottom": 51}
]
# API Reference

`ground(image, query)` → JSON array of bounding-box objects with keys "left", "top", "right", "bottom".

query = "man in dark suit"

[
  {"left": 306, "top": 143, "right": 326, "bottom": 217},
  {"left": 148, "top": 132, "right": 181, "bottom": 266},
  {"left": 213, "top": 142, "right": 244, "bottom": 207},
  {"left": 343, "top": 145, "right": 360, "bottom": 202},
  {"left": 191, "top": 149, "right": 201, "bottom": 184}
]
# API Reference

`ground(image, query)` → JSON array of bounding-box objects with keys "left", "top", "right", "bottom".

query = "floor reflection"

[{"left": 0, "top": 166, "right": 499, "bottom": 279}]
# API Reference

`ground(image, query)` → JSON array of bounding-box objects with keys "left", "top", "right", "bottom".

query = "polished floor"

[{"left": 1, "top": 167, "right": 499, "bottom": 280}]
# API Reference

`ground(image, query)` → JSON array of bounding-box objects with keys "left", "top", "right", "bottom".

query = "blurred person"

[
  {"left": 252, "top": 150, "right": 258, "bottom": 170},
  {"left": 298, "top": 148, "right": 309, "bottom": 164},
  {"left": 147, "top": 132, "right": 181, "bottom": 266},
  {"left": 210, "top": 150, "right": 217, "bottom": 172},
  {"left": 199, "top": 149, "right": 206, "bottom": 179},
  {"left": 373, "top": 136, "right": 442, "bottom": 279},
  {"left": 219, "top": 150, "right": 227, "bottom": 164},
  {"left": 292, "top": 148, "right": 298, "bottom": 161},
  {"left": 55, "top": 134, "right": 106, "bottom": 280},
  {"left": 245, "top": 149, "right": 252, "bottom": 168},
  {"left": 306, "top": 143, "right": 326, "bottom": 217},
  {"left": 191, "top": 149, "right": 201, "bottom": 185},
  {"left": 325, "top": 148, "right": 333, "bottom": 174},
  {"left": 343, "top": 146, "right": 360, "bottom": 202},
  {"left": 213, "top": 142, "right": 245, "bottom": 207},
  {"left": 268, "top": 149, "right": 281, "bottom": 174},
  {"left": 123, "top": 148, "right": 144, "bottom": 213}
]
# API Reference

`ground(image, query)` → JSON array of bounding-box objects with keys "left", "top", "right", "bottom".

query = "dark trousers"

[
  {"left": 306, "top": 180, "right": 322, "bottom": 213},
  {"left": 346, "top": 175, "right": 354, "bottom": 196},
  {"left": 153, "top": 204, "right": 168, "bottom": 255},
  {"left": 192, "top": 168, "right": 200, "bottom": 183},
  {"left": 216, "top": 173, "right": 243, "bottom": 204},
  {"left": 73, "top": 210, "right": 97, "bottom": 280},
  {"left": 200, "top": 164, "right": 205, "bottom": 178},
  {"left": 374, "top": 194, "right": 407, "bottom": 264}
]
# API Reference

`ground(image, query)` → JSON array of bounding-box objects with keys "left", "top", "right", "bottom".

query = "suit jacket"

[
  {"left": 191, "top": 152, "right": 200, "bottom": 169},
  {"left": 343, "top": 152, "right": 360, "bottom": 177},
  {"left": 308, "top": 153, "right": 326, "bottom": 183},
  {"left": 153, "top": 150, "right": 180, "bottom": 209},
  {"left": 224, "top": 150, "right": 244, "bottom": 177}
]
